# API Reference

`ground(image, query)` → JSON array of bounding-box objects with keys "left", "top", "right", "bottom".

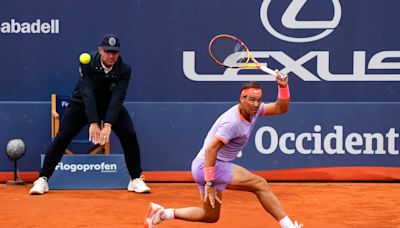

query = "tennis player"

[{"left": 144, "top": 71, "right": 303, "bottom": 228}]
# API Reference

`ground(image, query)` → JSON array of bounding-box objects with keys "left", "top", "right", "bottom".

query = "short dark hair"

[{"left": 240, "top": 81, "right": 262, "bottom": 94}]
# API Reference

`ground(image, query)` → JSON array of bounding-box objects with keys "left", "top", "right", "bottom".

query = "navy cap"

[{"left": 99, "top": 34, "right": 120, "bottom": 51}]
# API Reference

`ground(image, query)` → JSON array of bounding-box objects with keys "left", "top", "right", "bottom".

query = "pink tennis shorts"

[{"left": 191, "top": 157, "right": 233, "bottom": 193}]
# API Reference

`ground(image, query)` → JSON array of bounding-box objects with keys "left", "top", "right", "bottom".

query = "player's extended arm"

[
  {"left": 79, "top": 65, "right": 100, "bottom": 123},
  {"left": 104, "top": 67, "right": 131, "bottom": 125},
  {"left": 204, "top": 137, "right": 225, "bottom": 168},
  {"left": 263, "top": 71, "right": 290, "bottom": 116},
  {"left": 204, "top": 136, "right": 225, "bottom": 207}
]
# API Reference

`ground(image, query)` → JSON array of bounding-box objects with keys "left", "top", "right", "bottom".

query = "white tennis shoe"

[
  {"left": 127, "top": 176, "right": 151, "bottom": 193},
  {"left": 294, "top": 220, "right": 304, "bottom": 228},
  {"left": 29, "top": 177, "right": 49, "bottom": 195},
  {"left": 144, "top": 203, "right": 164, "bottom": 228}
]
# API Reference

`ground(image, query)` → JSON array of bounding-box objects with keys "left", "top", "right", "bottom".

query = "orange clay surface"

[{"left": 0, "top": 182, "right": 399, "bottom": 228}]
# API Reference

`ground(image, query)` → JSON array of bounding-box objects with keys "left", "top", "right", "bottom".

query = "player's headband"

[{"left": 240, "top": 88, "right": 262, "bottom": 97}]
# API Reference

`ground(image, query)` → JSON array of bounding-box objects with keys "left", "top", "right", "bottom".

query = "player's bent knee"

[
  {"left": 202, "top": 215, "right": 220, "bottom": 223},
  {"left": 253, "top": 176, "right": 270, "bottom": 192},
  {"left": 201, "top": 211, "right": 220, "bottom": 223}
]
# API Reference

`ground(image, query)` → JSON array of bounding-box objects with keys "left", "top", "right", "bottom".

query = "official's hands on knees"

[
  {"left": 89, "top": 123, "right": 101, "bottom": 144},
  {"left": 89, "top": 122, "right": 111, "bottom": 145},
  {"left": 99, "top": 123, "right": 112, "bottom": 145}
]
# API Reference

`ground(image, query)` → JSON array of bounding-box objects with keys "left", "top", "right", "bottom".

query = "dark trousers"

[{"left": 40, "top": 102, "right": 143, "bottom": 180}]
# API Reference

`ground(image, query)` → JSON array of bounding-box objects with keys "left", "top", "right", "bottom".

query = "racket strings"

[
  {"left": 234, "top": 43, "right": 248, "bottom": 64},
  {"left": 210, "top": 38, "right": 249, "bottom": 67}
]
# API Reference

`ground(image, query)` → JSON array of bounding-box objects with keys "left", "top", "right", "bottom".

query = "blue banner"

[
  {"left": 0, "top": 1, "right": 399, "bottom": 180},
  {"left": 132, "top": 102, "right": 400, "bottom": 171},
  {"left": 0, "top": 0, "right": 399, "bottom": 102},
  {"left": 41, "top": 154, "right": 130, "bottom": 189}
]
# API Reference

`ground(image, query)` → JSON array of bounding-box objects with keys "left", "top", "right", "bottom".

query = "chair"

[{"left": 51, "top": 94, "right": 110, "bottom": 155}]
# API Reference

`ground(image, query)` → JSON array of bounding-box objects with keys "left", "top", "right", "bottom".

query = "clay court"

[{"left": 1, "top": 182, "right": 399, "bottom": 228}]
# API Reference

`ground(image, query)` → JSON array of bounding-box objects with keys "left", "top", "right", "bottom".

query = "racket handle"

[
  {"left": 260, "top": 66, "right": 287, "bottom": 80},
  {"left": 259, "top": 66, "right": 275, "bottom": 75}
]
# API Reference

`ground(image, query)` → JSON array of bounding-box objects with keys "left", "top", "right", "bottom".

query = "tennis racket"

[{"left": 208, "top": 34, "right": 286, "bottom": 80}]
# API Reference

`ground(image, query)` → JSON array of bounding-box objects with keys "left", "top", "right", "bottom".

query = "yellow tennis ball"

[{"left": 79, "top": 53, "right": 91, "bottom": 64}]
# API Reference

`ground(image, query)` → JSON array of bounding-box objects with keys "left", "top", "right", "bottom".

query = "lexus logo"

[{"left": 260, "top": 0, "right": 342, "bottom": 43}]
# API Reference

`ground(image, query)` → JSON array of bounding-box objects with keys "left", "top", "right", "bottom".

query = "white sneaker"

[
  {"left": 144, "top": 203, "right": 164, "bottom": 228},
  {"left": 294, "top": 220, "right": 304, "bottom": 228},
  {"left": 127, "top": 176, "right": 151, "bottom": 193},
  {"left": 29, "top": 177, "right": 49, "bottom": 195}
]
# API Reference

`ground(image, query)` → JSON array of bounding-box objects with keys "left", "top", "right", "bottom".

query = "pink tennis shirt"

[{"left": 196, "top": 103, "right": 265, "bottom": 161}]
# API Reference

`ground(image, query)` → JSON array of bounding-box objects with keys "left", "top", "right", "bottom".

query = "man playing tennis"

[{"left": 144, "top": 71, "right": 303, "bottom": 228}]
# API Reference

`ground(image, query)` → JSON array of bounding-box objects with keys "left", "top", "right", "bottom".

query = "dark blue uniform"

[{"left": 40, "top": 51, "right": 143, "bottom": 179}]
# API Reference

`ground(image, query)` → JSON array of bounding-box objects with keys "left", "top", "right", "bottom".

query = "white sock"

[
  {"left": 279, "top": 215, "right": 295, "bottom": 228},
  {"left": 161, "top": 208, "right": 175, "bottom": 220}
]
